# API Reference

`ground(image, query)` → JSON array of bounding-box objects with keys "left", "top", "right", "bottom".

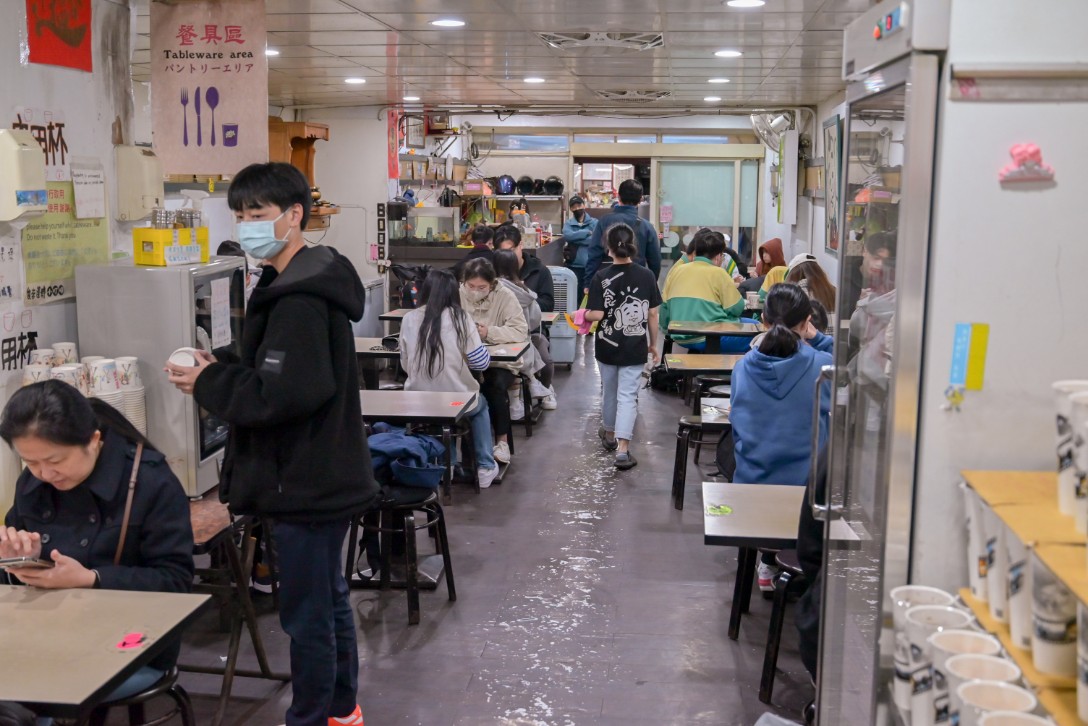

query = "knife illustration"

[{"left": 195, "top": 85, "right": 202, "bottom": 147}]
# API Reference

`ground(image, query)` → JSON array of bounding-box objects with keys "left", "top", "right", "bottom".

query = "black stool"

[
  {"left": 88, "top": 667, "right": 195, "bottom": 726},
  {"left": 672, "top": 414, "right": 730, "bottom": 510},
  {"left": 708, "top": 384, "right": 731, "bottom": 398},
  {"left": 344, "top": 490, "right": 456, "bottom": 625},
  {"left": 690, "top": 374, "right": 730, "bottom": 414},
  {"left": 759, "top": 550, "right": 808, "bottom": 704}
]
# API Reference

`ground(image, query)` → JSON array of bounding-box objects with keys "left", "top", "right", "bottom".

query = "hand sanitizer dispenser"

[
  {"left": 0, "top": 129, "right": 47, "bottom": 223},
  {"left": 115, "top": 145, "right": 164, "bottom": 221}
]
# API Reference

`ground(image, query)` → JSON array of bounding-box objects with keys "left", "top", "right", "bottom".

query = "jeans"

[
  {"left": 531, "top": 333, "right": 554, "bottom": 388},
  {"left": 599, "top": 363, "right": 644, "bottom": 442},
  {"left": 481, "top": 368, "right": 516, "bottom": 439},
  {"left": 273, "top": 520, "right": 359, "bottom": 726},
  {"left": 467, "top": 396, "right": 497, "bottom": 470}
]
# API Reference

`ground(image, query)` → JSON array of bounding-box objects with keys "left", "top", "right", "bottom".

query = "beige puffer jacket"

[{"left": 460, "top": 283, "right": 528, "bottom": 373}]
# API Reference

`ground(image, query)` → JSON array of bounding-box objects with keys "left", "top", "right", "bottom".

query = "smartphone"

[{"left": 0, "top": 557, "right": 54, "bottom": 570}]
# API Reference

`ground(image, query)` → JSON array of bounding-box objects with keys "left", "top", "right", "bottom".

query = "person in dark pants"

[
  {"left": 583, "top": 179, "right": 662, "bottom": 291},
  {"left": 166, "top": 162, "right": 379, "bottom": 726}
]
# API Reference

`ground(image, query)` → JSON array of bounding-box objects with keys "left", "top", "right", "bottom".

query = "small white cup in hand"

[{"left": 168, "top": 347, "right": 200, "bottom": 368}]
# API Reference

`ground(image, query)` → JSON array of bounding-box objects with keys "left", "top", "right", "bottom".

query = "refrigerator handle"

[{"left": 809, "top": 364, "right": 842, "bottom": 522}]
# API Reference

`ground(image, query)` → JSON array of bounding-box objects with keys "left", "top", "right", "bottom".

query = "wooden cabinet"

[{"left": 268, "top": 117, "right": 338, "bottom": 229}]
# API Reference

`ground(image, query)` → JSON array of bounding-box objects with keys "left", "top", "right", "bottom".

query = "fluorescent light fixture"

[
  {"left": 726, "top": 0, "right": 766, "bottom": 6},
  {"left": 704, "top": 96, "right": 722, "bottom": 102},
  {"left": 265, "top": 48, "right": 280, "bottom": 56},
  {"left": 714, "top": 49, "right": 743, "bottom": 58},
  {"left": 524, "top": 77, "right": 546, "bottom": 83},
  {"left": 344, "top": 77, "right": 366, "bottom": 84},
  {"left": 430, "top": 18, "right": 465, "bottom": 27},
  {"left": 403, "top": 95, "right": 421, "bottom": 101},
  {"left": 708, "top": 78, "right": 731, "bottom": 84}
]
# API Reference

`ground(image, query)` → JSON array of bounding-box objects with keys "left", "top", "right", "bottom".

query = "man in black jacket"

[
  {"left": 583, "top": 179, "right": 662, "bottom": 292},
  {"left": 166, "top": 162, "right": 379, "bottom": 726},
  {"left": 493, "top": 225, "right": 555, "bottom": 312}
]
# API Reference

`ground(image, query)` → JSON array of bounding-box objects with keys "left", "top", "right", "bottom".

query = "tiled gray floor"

[{"left": 162, "top": 336, "right": 813, "bottom": 725}]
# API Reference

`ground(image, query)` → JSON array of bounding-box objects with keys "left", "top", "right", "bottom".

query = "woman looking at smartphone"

[{"left": 0, "top": 380, "right": 194, "bottom": 698}]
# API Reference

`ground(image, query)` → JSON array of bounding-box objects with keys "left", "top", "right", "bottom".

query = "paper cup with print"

[
  {"left": 892, "top": 586, "right": 956, "bottom": 713},
  {"left": 979, "top": 714, "right": 1055, "bottom": 726},
  {"left": 962, "top": 483, "right": 990, "bottom": 603},
  {"left": 927, "top": 629, "right": 1002, "bottom": 726},
  {"left": 1053, "top": 381, "right": 1088, "bottom": 516},
  {"left": 50, "top": 364, "right": 83, "bottom": 391},
  {"left": 22, "top": 364, "right": 52, "bottom": 385},
  {"left": 981, "top": 505, "right": 1009, "bottom": 623},
  {"left": 81, "top": 355, "right": 104, "bottom": 378},
  {"left": 88, "top": 358, "right": 120, "bottom": 395},
  {"left": 956, "top": 680, "right": 1036, "bottom": 726},
  {"left": 115, "top": 356, "right": 143, "bottom": 390},
  {"left": 51, "top": 341, "right": 78, "bottom": 364},
  {"left": 905, "top": 605, "right": 974, "bottom": 725},
  {"left": 1069, "top": 391, "right": 1088, "bottom": 534},
  {"left": 946, "top": 655, "right": 1024, "bottom": 725},
  {"left": 29, "top": 347, "right": 56, "bottom": 366},
  {"left": 1031, "top": 551, "right": 1077, "bottom": 677},
  {"left": 1005, "top": 524, "right": 1033, "bottom": 652}
]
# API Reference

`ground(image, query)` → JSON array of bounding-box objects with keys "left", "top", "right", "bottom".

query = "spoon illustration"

[{"left": 206, "top": 87, "right": 220, "bottom": 146}]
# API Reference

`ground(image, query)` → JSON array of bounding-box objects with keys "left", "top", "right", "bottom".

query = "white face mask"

[{"left": 463, "top": 286, "right": 490, "bottom": 303}]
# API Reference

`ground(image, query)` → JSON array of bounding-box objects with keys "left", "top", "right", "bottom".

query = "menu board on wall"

[{"left": 150, "top": 0, "right": 268, "bottom": 176}]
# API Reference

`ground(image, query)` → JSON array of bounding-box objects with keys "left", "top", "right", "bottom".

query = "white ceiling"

[{"left": 133, "top": 0, "right": 869, "bottom": 111}]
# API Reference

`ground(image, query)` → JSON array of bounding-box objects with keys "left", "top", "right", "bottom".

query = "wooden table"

[
  {"left": 355, "top": 337, "right": 399, "bottom": 359},
  {"left": 379, "top": 308, "right": 411, "bottom": 322},
  {"left": 541, "top": 311, "right": 559, "bottom": 325},
  {"left": 702, "top": 482, "right": 858, "bottom": 640},
  {"left": 664, "top": 354, "right": 745, "bottom": 375},
  {"left": 0, "top": 585, "right": 209, "bottom": 721},
  {"left": 486, "top": 341, "right": 529, "bottom": 363},
  {"left": 668, "top": 321, "right": 761, "bottom": 354}
]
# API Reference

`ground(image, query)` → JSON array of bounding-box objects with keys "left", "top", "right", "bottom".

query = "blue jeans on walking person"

[
  {"left": 468, "top": 396, "right": 497, "bottom": 470},
  {"left": 599, "top": 363, "right": 644, "bottom": 442},
  {"left": 272, "top": 520, "right": 359, "bottom": 726}
]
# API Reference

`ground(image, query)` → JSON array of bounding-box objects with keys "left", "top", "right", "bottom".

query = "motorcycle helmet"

[
  {"left": 516, "top": 175, "right": 534, "bottom": 196},
  {"left": 496, "top": 175, "right": 516, "bottom": 195},
  {"left": 532, "top": 179, "right": 546, "bottom": 195},
  {"left": 543, "top": 175, "right": 564, "bottom": 195}
]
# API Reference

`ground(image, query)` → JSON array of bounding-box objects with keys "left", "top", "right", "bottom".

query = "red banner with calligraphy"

[
  {"left": 25, "top": 0, "right": 93, "bottom": 72},
  {"left": 150, "top": 0, "right": 268, "bottom": 176}
]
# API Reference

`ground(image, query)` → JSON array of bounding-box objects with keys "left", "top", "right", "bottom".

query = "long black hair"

[
  {"left": 492, "top": 249, "right": 523, "bottom": 286},
  {"left": 606, "top": 223, "right": 638, "bottom": 260},
  {"left": 0, "top": 380, "right": 154, "bottom": 450},
  {"left": 416, "top": 270, "right": 472, "bottom": 379},
  {"left": 759, "top": 283, "right": 812, "bottom": 358}
]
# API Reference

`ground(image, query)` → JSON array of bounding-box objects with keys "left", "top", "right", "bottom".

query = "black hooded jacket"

[
  {"left": 519, "top": 254, "right": 555, "bottom": 313},
  {"left": 194, "top": 245, "right": 380, "bottom": 522}
]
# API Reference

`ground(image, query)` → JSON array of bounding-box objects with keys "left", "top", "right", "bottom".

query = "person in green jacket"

[{"left": 660, "top": 229, "right": 746, "bottom": 352}]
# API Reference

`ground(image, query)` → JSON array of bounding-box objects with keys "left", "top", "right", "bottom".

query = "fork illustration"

[{"left": 180, "top": 87, "right": 189, "bottom": 146}]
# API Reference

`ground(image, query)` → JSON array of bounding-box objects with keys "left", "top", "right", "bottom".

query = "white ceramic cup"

[
  {"left": 892, "top": 586, "right": 956, "bottom": 713},
  {"left": 962, "top": 483, "right": 990, "bottom": 603},
  {"left": 1005, "top": 524, "right": 1032, "bottom": 652},
  {"left": 1078, "top": 600, "right": 1088, "bottom": 722},
  {"left": 981, "top": 505, "right": 1009, "bottom": 623},
  {"left": 115, "top": 356, "right": 142, "bottom": 390},
  {"left": 1031, "top": 550, "right": 1077, "bottom": 677},
  {"left": 1052, "top": 381, "right": 1088, "bottom": 516},
  {"left": 978, "top": 714, "right": 1054, "bottom": 726},
  {"left": 956, "top": 680, "right": 1037, "bottom": 726},
  {"left": 926, "top": 630, "right": 1002, "bottom": 726},
  {"left": 906, "top": 606, "right": 975, "bottom": 724},
  {"left": 168, "top": 347, "right": 199, "bottom": 368},
  {"left": 29, "top": 348, "right": 55, "bottom": 366},
  {"left": 51, "top": 341, "right": 77, "bottom": 364},
  {"left": 22, "top": 364, "right": 52, "bottom": 384},
  {"left": 88, "top": 358, "right": 119, "bottom": 394}
]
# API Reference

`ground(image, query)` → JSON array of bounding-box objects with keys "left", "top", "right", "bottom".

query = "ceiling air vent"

[
  {"left": 594, "top": 89, "right": 672, "bottom": 103},
  {"left": 539, "top": 32, "right": 664, "bottom": 53}
]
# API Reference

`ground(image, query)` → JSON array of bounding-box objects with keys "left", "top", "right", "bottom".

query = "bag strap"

[{"left": 114, "top": 443, "right": 143, "bottom": 566}]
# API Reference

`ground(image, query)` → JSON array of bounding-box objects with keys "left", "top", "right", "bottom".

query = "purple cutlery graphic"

[
  {"left": 180, "top": 87, "right": 189, "bottom": 146},
  {"left": 195, "top": 85, "right": 202, "bottom": 146},
  {"left": 206, "top": 87, "right": 219, "bottom": 146}
]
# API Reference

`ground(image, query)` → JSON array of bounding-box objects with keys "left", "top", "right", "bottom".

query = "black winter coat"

[
  {"left": 519, "top": 254, "right": 555, "bottom": 313},
  {"left": 194, "top": 245, "right": 380, "bottom": 522},
  {"left": 4, "top": 429, "right": 195, "bottom": 669}
]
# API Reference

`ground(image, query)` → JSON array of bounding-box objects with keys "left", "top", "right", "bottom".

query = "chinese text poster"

[{"left": 25, "top": 0, "right": 93, "bottom": 72}]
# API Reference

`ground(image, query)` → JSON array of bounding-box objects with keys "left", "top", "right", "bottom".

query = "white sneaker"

[
  {"left": 528, "top": 378, "right": 550, "bottom": 398},
  {"left": 542, "top": 386, "right": 558, "bottom": 410},
  {"left": 493, "top": 441, "right": 511, "bottom": 464},
  {"left": 478, "top": 464, "right": 500, "bottom": 489},
  {"left": 509, "top": 393, "right": 525, "bottom": 421}
]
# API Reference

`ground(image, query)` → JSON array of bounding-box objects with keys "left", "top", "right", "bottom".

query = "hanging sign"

[
  {"left": 150, "top": 0, "right": 268, "bottom": 176},
  {"left": 25, "top": 0, "right": 93, "bottom": 72}
]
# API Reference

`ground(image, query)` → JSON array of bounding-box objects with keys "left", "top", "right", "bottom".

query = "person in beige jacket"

[{"left": 459, "top": 258, "right": 529, "bottom": 464}]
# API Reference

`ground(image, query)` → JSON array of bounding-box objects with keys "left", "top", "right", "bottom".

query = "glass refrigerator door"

[
  {"left": 816, "top": 53, "right": 940, "bottom": 725},
  {"left": 193, "top": 267, "right": 245, "bottom": 461}
]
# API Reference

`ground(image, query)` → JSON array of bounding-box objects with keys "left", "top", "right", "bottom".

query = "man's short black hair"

[
  {"left": 692, "top": 229, "right": 726, "bottom": 259},
  {"left": 471, "top": 224, "right": 494, "bottom": 247},
  {"left": 618, "top": 179, "right": 643, "bottom": 206},
  {"left": 865, "top": 230, "right": 897, "bottom": 257},
  {"left": 228, "top": 162, "right": 312, "bottom": 230},
  {"left": 494, "top": 224, "right": 522, "bottom": 247}
]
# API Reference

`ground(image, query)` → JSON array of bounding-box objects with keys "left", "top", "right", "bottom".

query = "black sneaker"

[
  {"left": 598, "top": 426, "right": 618, "bottom": 452},
  {"left": 614, "top": 452, "right": 637, "bottom": 470}
]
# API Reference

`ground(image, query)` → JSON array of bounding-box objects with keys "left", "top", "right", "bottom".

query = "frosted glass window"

[
  {"left": 662, "top": 135, "right": 731, "bottom": 144},
  {"left": 574, "top": 134, "right": 615, "bottom": 143},
  {"left": 616, "top": 135, "right": 657, "bottom": 144},
  {"left": 659, "top": 161, "right": 734, "bottom": 228},
  {"left": 740, "top": 160, "right": 759, "bottom": 227},
  {"left": 491, "top": 134, "right": 569, "bottom": 152}
]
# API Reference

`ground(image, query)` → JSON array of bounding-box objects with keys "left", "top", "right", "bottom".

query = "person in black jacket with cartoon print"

[{"left": 165, "top": 162, "right": 379, "bottom": 726}]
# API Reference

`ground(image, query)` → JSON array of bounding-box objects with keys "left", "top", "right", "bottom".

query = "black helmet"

[
  {"left": 543, "top": 175, "right": 564, "bottom": 195},
  {"left": 516, "top": 175, "right": 534, "bottom": 196},
  {"left": 496, "top": 175, "right": 516, "bottom": 195},
  {"left": 532, "top": 178, "right": 546, "bottom": 195}
]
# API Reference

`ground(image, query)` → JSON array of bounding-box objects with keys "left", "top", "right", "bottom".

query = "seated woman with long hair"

[
  {"left": 786, "top": 258, "right": 837, "bottom": 318},
  {"left": 0, "top": 380, "right": 194, "bottom": 703},
  {"left": 399, "top": 270, "right": 501, "bottom": 488}
]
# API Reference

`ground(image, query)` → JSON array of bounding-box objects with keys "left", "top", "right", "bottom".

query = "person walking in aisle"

[
  {"left": 583, "top": 179, "right": 662, "bottom": 291},
  {"left": 562, "top": 194, "right": 597, "bottom": 293},
  {"left": 165, "top": 162, "right": 379, "bottom": 726},
  {"left": 585, "top": 224, "right": 662, "bottom": 470}
]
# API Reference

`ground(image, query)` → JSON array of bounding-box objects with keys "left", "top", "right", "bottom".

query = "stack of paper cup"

[
  {"left": 88, "top": 358, "right": 123, "bottom": 411},
  {"left": 962, "top": 483, "right": 990, "bottom": 603},
  {"left": 946, "top": 656, "right": 1024, "bottom": 726},
  {"left": 1052, "top": 381, "right": 1088, "bottom": 517},
  {"left": 1005, "top": 523, "right": 1033, "bottom": 651},
  {"left": 22, "top": 364, "right": 52, "bottom": 386},
  {"left": 955, "top": 680, "right": 1036, "bottom": 726},
  {"left": 1031, "top": 551, "right": 1077, "bottom": 677},
  {"left": 1078, "top": 601, "right": 1088, "bottom": 722},
  {"left": 29, "top": 348, "right": 55, "bottom": 366},
  {"left": 1069, "top": 390, "right": 1088, "bottom": 534},
  {"left": 81, "top": 356, "right": 104, "bottom": 379},
  {"left": 50, "top": 364, "right": 86, "bottom": 394},
  {"left": 117, "top": 357, "right": 146, "bottom": 435},
  {"left": 981, "top": 505, "right": 1009, "bottom": 623},
  {"left": 905, "top": 605, "right": 974, "bottom": 725},
  {"left": 51, "top": 341, "right": 78, "bottom": 365},
  {"left": 925, "top": 630, "right": 1001, "bottom": 726},
  {"left": 892, "top": 586, "right": 956, "bottom": 714}
]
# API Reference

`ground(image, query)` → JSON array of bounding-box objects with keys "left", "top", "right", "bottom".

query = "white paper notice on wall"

[
  {"left": 70, "top": 157, "right": 106, "bottom": 219},
  {"left": 210, "top": 277, "right": 231, "bottom": 349}
]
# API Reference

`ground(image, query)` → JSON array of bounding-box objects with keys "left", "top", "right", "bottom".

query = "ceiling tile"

[
  {"left": 267, "top": 31, "right": 410, "bottom": 46},
  {"left": 267, "top": 56, "right": 364, "bottom": 69},
  {"left": 266, "top": 14, "right": 390, "bottom": 32}
]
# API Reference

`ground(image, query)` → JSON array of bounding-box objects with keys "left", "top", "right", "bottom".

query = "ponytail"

[
  {"left": 758, "top": 324, "right": 801, "bottom": 358},
  {"left": 758, "top": 282, "right": 812, "bottom": 358},
  {"left": 606, "top": 223, "right": 638, "bottom": 259}
]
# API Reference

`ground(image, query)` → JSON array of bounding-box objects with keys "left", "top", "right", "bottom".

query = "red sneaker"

[{"left": 329, "top": 704, "right": 364, "bottom": 725}]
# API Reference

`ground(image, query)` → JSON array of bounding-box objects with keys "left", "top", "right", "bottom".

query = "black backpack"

[
  {"left": 647, "top": 363, "right": 683, "bottom": 393},
  {"left": 389, "top": 263, "right": 431, "bottom": 309}
]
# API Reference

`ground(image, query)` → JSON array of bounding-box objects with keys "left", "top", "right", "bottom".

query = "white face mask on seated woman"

[{"left": 462, "top": 281, "right": 492, "bottom": 304}]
